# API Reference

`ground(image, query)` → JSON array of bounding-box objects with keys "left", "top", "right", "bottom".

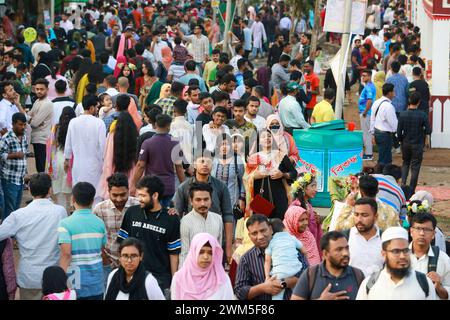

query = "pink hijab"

[
  {"left": 173, "top": 233, "right": 228, "bottom": 300},
  {"left": 114, "top": 56, "right": 127, "bottom": 78},
  {"left": 283, "top": 206, "right": 321, "bottom": 266},
  {"left": 117, "top": 34, "right": 132, "bottom": 61}
]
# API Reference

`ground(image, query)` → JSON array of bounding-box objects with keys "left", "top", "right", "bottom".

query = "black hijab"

[{"left": 104, "top": 262, "right": 148, "bottom": 300}]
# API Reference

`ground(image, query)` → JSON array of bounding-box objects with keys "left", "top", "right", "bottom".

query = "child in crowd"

[
  {"left": 41, "top": 266, "right": 76, "bottom": 300},
  {"left": 98, "top": 93, "right": 115, "bottom": 120},
  {"left": 264, "top": 218, "right": 307, "bottom": 300}
]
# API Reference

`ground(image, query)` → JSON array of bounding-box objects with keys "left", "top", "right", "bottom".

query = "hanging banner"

[{"left": 323, "top": 0, "right": 368, "bottom": 35}]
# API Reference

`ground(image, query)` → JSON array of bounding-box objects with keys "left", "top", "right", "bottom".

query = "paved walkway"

[{"left": 415, "top": 186, "right": 450, "bottom": 202}]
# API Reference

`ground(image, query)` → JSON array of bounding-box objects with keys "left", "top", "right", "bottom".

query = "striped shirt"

[
  {"left": 93, "top": 197, "right": 140, "bottom": 268},
  {"left": 183, "top": 34, "right": 210, "bottom": 63},
  {"left": 235, "top": 246, "right": 298, "bottom": 300},
  {"left": 58, "top": 209, "right": 107, "bottom": 298},
  {"left": 372, "top": 174, "right": 406, "bottom": 213},
  {"left": 179, "top": 210, "right": 223, "bottom": 267}
]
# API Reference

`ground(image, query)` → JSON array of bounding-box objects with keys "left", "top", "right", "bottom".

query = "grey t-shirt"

[{"left": 293, "top": 263, "right": 364, "bottom": 300}]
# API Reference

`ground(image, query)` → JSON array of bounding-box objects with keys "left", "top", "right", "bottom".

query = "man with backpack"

[
  {"left": 409, "top": 213, "right": 450, "bottom": 300},
  {"left": 356, "top": 227, "right": 436, "bottom": 299},
  {"left": 291, "top": 231, "right": 365, "bottom": 300}
]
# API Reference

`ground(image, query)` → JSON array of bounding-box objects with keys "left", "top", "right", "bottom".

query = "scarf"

[
  {"left": 104, "top": 263, "right": 148, "bottom": 300},
  {"left": 173, "top": 233, "right": 227, "bottom": 300},
  {"left": 244, "top": 150, "right": 285, "bottom": 217},
  {"left": 114, "top": 56, "right": 127, "bottom": 78},
  {"left": 266, "top": 114, "right": 299, "bottom": 162},
  {"left": 159, "top": 83, "right": 172, "bottom": 99},
  {"left": 373, "top": 71, "right": 386, "bottom": 100},
  {"left": 283, "top": 206, "right": 321, "bottom": 266},
  {"left": 117, "top": 34, "right": 132, "bottom": 61},
  {"left": 161, "top": 46, "right": 173, "bottom": 71}
]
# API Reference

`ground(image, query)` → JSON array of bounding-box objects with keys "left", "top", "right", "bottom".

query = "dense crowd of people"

[{"left": 0, "top": 0, "right": 448, "bottom": 301}]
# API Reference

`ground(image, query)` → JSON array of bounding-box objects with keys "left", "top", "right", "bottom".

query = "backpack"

[
  {"left": 307, "top": 264, "right": 365, "bottom": 299},
  {"left": 427, "top": 245, "right": 440, "bottom": 273},
  {"left": 366, "top": 270, "right": 429, "bottom": 297}
]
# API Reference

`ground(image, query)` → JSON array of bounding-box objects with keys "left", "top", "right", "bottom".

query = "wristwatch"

[{"left": 280, "top": 279, "right": 287, "bottom": 289}]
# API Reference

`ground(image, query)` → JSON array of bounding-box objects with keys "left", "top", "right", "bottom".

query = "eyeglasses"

[
  {"left": 386, "top": 248, "right": 410, "bottom": 256},
  {"left": 120, "top": 254, "right": 140, "bottom": 261},
  {"left": 411, "top": 226, "right": 434, "bottom": 234}
]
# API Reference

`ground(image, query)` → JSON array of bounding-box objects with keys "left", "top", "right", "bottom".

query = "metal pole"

[
  {"left": 223, "top": 0, "right": 233, "bottom": 56},
  {"left": 335, "top": 0, "right": 353, "bottom": 120}
]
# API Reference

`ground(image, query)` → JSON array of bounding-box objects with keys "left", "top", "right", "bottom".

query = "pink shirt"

[{"left": 45, "top": 75, "right": 73, "bottom": 102}]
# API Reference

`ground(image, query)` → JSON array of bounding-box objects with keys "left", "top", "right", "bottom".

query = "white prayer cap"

[
  {"left": 381, "top": 227, "right": 409, "bottom": 243},
  {"left": 410, "top": 191, "right": 434, "bottom": 207}
]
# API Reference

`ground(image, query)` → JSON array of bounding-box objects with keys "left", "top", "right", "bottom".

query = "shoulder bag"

[{"left": 250, "top": 177, "right": 275, "bottom": 217}]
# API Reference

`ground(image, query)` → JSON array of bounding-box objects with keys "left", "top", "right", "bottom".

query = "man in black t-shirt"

[
  {"left": 409, "top": 67, "right": 430, "bottom": 117},
  {"left": 118, "top": 176, "right": 181, "bottom": 298}
]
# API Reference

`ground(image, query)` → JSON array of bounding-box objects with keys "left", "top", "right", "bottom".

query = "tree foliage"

[{"left": 285, "top": 0, "right": 314, "bottom": 18}]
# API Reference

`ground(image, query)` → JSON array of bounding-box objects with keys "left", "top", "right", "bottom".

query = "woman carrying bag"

[{"left": 244, "top": 129, "right": 297, "bottom": 220}]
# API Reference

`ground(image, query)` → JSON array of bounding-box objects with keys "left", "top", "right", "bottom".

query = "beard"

[
  {"left": 328, "top": 255, "right": 349, "bottom": 269},
  {"left": 355, "top": 222, "right": 373, "bottom": 233},
  {"left": 386, "top": 256, "right": 411, "bottom": 278},
  {"left": 141, "top": 200, "right": 154, "bottom": 212}
]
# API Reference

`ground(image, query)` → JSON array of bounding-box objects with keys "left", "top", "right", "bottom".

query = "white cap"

[
  {"left": 381, "top": 227, "right": 409, "bottom": 243},
  {"left": 383, "top": 24, "right": 390, "bottom": 29}
]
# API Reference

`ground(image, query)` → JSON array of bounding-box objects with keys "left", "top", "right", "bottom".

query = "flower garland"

[
  {"left": 117, "top": 62, "right": 137, "bottom": 71},
  {"left": 291, "top": 172, "right": 315, "bottom": 195},
  {"left": 406, "top": 199, "right": 430, "bottom": 217}
]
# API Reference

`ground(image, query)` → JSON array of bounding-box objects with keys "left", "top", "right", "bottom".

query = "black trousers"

[
  {"left": 401, "top": 142, "right": 424, "bottom": 194},
  {"left": 33, "top": 143, "right": 46, "bottom": 173},
  {"left": 304, "top": 108, "right": 313, "bottom": 124}
]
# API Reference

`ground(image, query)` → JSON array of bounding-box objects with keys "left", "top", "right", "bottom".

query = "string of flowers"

[{"left": 406, "top": 200, "right": 430, "bottom": 217}]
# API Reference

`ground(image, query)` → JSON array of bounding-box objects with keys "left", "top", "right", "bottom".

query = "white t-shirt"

[
  {"left": 244, "top": 114, "right": 267, "bottom": 132},
  {"left": 105, "top": 269, "right": 166, "bottom": 300}
]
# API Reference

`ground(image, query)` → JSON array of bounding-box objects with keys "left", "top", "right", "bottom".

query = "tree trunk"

[{"left": 310, "top": 0, "right": 322, "bottom": 59}]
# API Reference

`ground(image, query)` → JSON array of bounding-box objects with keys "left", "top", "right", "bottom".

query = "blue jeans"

[
  {"left": 1, "top": 179, "right": 23, "bottom": 220},
  {"left": 374, "top": 131, "right": 393, "bottom": 165},
  {"left": 103, "top": 265, "right": 113, "bottom": 291},
  {"left": 251, "top": 47, "right": 265, "bottom": 58}
]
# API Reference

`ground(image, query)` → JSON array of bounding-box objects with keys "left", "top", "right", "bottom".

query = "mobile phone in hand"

[{"left": 306, "top": 81, "right": 311, "bottom": 90}]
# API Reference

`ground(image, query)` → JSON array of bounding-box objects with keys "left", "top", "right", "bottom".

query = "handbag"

[
  {"left": 250, "top": 177, "right": 275, "bottom": 217},
  {"left": 232, "top": 154, "right": 244, "bottom": 220}
]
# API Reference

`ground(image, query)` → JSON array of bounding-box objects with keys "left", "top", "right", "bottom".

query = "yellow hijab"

[
  {"left": 373, "top": 71, "right": 386, "bottom": 100},
  {"left": 159, "top": 83, "right": 171, "bottom": 99}
]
